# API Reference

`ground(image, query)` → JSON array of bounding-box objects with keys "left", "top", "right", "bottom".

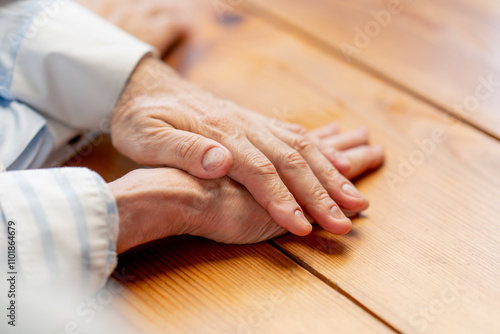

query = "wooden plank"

[
  {"left": 178, "top": 7, "right": 500, "bottom": 333},
  {"left": 110, "top": 236, "right": 390, "bottom": 333},
  {"left": 232, "top": 0, "right": 500, "bottom": 139}
]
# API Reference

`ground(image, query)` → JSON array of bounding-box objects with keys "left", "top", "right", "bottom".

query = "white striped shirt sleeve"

[
  {"left": 11, "top": 0, "right": 156, "bottom": 130},
  {"left": 0, "top": 166, "right": 118, "bottom": 293}
]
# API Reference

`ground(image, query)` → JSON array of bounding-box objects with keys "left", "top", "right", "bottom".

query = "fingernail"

[
  {"left": 330, "top": 205, "right": 346, "bottom": 219},
  {"left": 342, "top": 183, "right": 363, "bottom": 199},
  {"left": 373, "top": 145, "right": 385, "bottom": 155},
  {"left": 294, "top": 210, "right": 311, "bottom": 228},
  {"left": 202, "top": 147, "right": 226, "bottom": 171}
]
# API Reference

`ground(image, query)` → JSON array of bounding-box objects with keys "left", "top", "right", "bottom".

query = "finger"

[
  {"left": 315, "top": 145, "right": 352, "bottom": 175},
  {"left": 225, "top": 138, "right": 313, "bottom": 236},
  {"left": 247, "top": 132, "right": 352, "bottom": 235},
  {"left": 135, "top": 123, "right": 234, "bottom": 179},
  {"left": 272, "top": 128, "right": 370, "bottom": 214},
  {"left": 341, "top": 145, "right": 385, "bottom": 180},
  {"left": 321, "top": 127, "right": 369, "bottom": 151},
  {"left": 308, "top": 122, "right": 340, "bottom": 139},
  {"left": 315, "top": 127, "right": 370, "bottom": 172},
  {"left": 271, "top": 120, "right": 308, "bottom": 135},
  {"left": 274, "top": 121, "right": 351, "bottom": 173}
]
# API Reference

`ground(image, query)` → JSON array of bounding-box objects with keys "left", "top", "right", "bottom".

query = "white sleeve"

[
  {"left": 0, "top": 167, "right": 119, "bottom": 294},
  {"left": 10, "top": 0, "right": 157, "bottom": 130}
]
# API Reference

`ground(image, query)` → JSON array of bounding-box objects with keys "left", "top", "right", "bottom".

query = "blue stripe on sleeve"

[
  {"left": 14, "top": 172, "right": 59, "bottom": 279},
  {"left": 49, "top": 169, "right": 91, "bottom": 288}
]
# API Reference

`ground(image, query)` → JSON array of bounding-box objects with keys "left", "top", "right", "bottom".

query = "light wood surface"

[
  {"left": 177, "top": 6, "right": 500, "bottom": 333},
  {"left": 237, "top": 0, "right": 500, "bottom": 139},
  {"left": 70, "top": 1, "right": 500, "bottom": 333},
  {"left": 111, "top": 236, "right": 390, "bottom": 333}
]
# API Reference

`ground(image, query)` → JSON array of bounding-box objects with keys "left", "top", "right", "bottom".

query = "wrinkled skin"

[
  {"left": 111, "top": 55, "right": 374, "bottom": 237},
  {"left": 110, "top": 125, "right": 383, "bottom": 253}
]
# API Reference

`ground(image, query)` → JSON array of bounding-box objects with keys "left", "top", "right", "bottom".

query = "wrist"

[
  {"left": 108, "top": 178, "right": 148, "bottom": 253},
  {"left": 112, "top": 55, "right": 180, "bottom": 118},
  {"left": 108, "top": 168, "right": 208, "bottom": 253}
]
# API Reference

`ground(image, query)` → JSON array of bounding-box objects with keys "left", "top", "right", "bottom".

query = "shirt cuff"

[
  {"left": 0, "top": 167, "right": 119, "bottom": 293},
  {"left": 11, "top": 0, "right": 157, "bottom": 129}
]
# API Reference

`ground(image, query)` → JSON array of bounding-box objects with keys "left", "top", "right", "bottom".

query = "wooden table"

[{"left": 68, "top": 0, "right": 500, "bottom": 332}]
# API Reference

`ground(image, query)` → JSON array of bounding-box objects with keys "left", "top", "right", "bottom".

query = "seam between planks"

[
  {"left": 268, "top": 240, "right": 402, "bottom": 334},
  {"left": 238, "top": 2, "right": 500, "bottom": 143}
]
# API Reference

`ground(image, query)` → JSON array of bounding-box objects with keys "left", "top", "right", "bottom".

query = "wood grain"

[
  {"left": 111, "top": 236, "right": 390, "bottom": 333},
  {"left": 178, "top": 6, "right": 500, "bottom": 333},
  {"left": 234, "top": 0, "right": 500, "bottom": 139}
]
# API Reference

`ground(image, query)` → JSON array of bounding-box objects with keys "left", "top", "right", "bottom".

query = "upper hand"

[{"left": 112, "top": 56, "right": 371, "bottom": 236}]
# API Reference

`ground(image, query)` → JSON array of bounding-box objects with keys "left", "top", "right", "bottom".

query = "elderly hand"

[
  {"left": 112, "top": 56, "right": 382, "bottom": 238},
  {"left": 110, "top": 128, "right": 383, "bottom": 253}
]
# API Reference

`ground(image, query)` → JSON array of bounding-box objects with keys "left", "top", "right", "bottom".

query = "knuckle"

[
  {"left": 202, "top": 114, "right": 225, "bottom": 127},
  {"left": 201, "top": 114, "right": 237, "bottom": 138},
  {"left": 324, "top": 164, "right": 341, "bottom": 180},
  {"left": 174, "top": 135, "right": 204, "bottom": 160},
  {"left": 289, "top": 123, "right": 308, "bottom": 135},
  {"left": 248, "top": 155, "right": 278, "bottom": 176},
  {"left": 310, "top": 185, "right": 331, "bottom": 202},
  {"left": 281, "top": 149, "right": 308, "bottom": 169},
  {"left": 290, "top": 135, "right": 314, "bottom": 152}
]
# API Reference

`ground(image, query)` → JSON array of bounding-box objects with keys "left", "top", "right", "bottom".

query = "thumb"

[{"left": 155, "top": 129, "right": 233, "bottom": 179}]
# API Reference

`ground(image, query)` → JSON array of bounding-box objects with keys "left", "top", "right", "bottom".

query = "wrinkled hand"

[
  {"left": 110, "top": 127, "right": 383, "bottom": 253},
  {"left": 112, "top": 56, "right": 379, "bottom": 238},
  {"left": 109, "top": 167, "right": 279, "bottom": 253}
]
